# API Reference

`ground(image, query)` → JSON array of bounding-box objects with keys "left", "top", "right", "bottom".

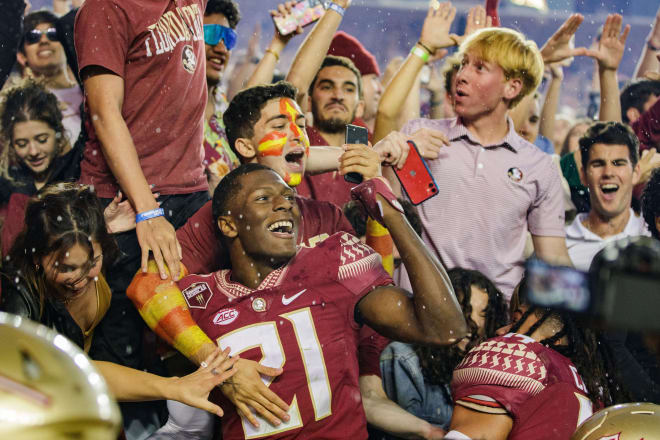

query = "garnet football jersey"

[
  {"left": 451, "top": 333, "right": 594, "bottom": 440},
  {"left": 180, "top": 232, "right": 393, "bottom": 439}
]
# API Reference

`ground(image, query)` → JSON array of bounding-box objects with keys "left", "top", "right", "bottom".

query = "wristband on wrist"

[
  {"left": 136, "top": 208, "right": 165, "bottom": 224},
  {"left": 416, "top": 40, "right": 433, "bottom": 55},
  {"left": 648, "top": 40, "right": 660, "bottom": 51},
  {"left": 265, "top": 48, "right": 280, "bottom": 61},
  {"left": 410, "top": 46, "right": 430, "bottom": 63},
  {"left": 327, "top": 2, "right": 345, "bottom": 17}
]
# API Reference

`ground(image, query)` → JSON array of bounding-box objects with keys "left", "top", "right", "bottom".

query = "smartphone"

[
  {"left": 393, "top": 141, "right": 439, "bottom": 205},
  {"left": 344, "top": 124, "right": 369, "bottom": 184},
  {"left": 272, "top": 0, "right": 326, "bottom": 36}
]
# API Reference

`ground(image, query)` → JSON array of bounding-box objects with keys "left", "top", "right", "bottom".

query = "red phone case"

[
  {"left": 272, "top": 0, "right": 325, "bottom": 36},
  {"left": 393, "top": 140, "right": 439, "bottom": 205}
]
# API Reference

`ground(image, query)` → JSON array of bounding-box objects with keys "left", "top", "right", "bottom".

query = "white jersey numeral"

[{"left": 217, "top": 307, "right": 332, "bottom": 438}]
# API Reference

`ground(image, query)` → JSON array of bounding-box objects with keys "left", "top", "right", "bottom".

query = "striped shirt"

[{"left": 397, "top": 117, "right": 565, "bottom": 300}]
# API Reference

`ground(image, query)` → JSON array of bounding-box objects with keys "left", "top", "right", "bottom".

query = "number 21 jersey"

[{"left": 180, "top": 232, "right": 393, "bottom": 439}]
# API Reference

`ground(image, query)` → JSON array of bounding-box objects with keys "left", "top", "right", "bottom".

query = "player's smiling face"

[{"left": 230, "top": 170, "right": 301, "bottom": 262}]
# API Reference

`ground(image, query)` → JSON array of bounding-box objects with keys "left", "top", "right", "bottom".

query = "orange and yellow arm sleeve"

[
  {"left": 365, "top": 217, "right": 394, "bottom": 276},
  {"left": 126, "top": 261, "right": 214, "bottom": 361}
]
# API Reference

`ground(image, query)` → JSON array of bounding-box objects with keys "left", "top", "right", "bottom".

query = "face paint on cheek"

[
  {"left": 257, "top": 131, "right": 287, "bottom": 157},
  {"left": 280, "top": 98, "right": 310, "bottom": 155},
  {"left": 284, "top": 172, "right": 302, "bottom": 187}
]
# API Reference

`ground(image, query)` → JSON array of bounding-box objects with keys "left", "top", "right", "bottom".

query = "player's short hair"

[
  {"left": 20, "top": 10, "right": 59, "bottom": 53},
  {"left": 212, "top": 163, "right": 275, "bottom": 222},
  {"left": 458, "top": 27, "right": 543, "bottom": 108},
  {"left": 620, "top": 79, "right": 660, "bottom": 124},
  {"left": 205, "top": 0, "right": 241, "bottom": 29},
  {"left": 223, "top": 81, "right": 298, "bottom": 161},
  {"left": 642, "top": 168, "right": 660, "bottom": 239},
  {"left": 578, "top": 121, "right": 640, "bottom": 171},
  {"left": 309, "top": 55, "right": 363, "bottom": 99}
]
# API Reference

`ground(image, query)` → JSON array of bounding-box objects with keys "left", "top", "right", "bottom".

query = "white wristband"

[{"left": 327, "top": 2, "right": 345, "bottom": 17}]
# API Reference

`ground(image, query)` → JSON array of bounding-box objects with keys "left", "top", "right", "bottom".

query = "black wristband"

[{"left": 417, "top": 40, "right": 434, "bottom": 55}]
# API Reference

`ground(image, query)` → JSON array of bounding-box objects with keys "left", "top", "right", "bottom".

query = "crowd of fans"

[{"left": 1, "top": 0, "right": 660, "bottom": 439}]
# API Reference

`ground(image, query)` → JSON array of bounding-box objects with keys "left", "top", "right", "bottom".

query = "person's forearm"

[
  {"left": 305, "top": 145, "right": 343, "bottom": 174},
  {"left": 396, "top": 74, "right": 422, "bottom": 132},
  {"left": 429, "top": 92, "right": 444, "bottom": 120},
  {"left": 285, "top": 3, "right": 344, "bottom": 103},
  {"left": 360, "top": 376, "right": 440, "bottom": 440},
  {"left": 245, "top": 37, "right": 286, "bottom": 89},
  {"left": 540, "top": 77, "right": 562, "bottom": 153},
  {"left": 94, "top": 361, "right": 178, "bottom": 402},
  {"left": 379, "top": 196, "right": 467, "bottom": 344},
  {"left": 374, "top": 53, "right": 426, "bottom": 143},
  {"left": 598, "top": 68, "right": 621, "bottom": 122},
  {"left": 90, "top": 99, "right": 159, "bottom": 212},
  {"left": 127, "top": 261, "right": 216, "bottom": 365},
  {"left": 634, "top": 45, "right": 660, "bottom": 79}
]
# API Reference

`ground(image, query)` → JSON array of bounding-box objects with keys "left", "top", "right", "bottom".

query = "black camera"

[{"left": 525, "top": 237, "right": 660, "bottom": 332}]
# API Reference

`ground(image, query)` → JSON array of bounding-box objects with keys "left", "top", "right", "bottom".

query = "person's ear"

[
  {"left": 355, "top": 98, "right": 365, "bottom": 120},
  {"left": 234, "top": 138, "right": 256, "bottom": 162},
  {"left": 17, "top": 51, "right": 27, "bottom": 68},
  {"left": 504, "top": 78, "right": 523, "bottom": 103},
  {"left": 626, "top": 107, "right": 641, "bottom": 125},
  {"left": 632, "top": 161, "right": 641, "bottom": 186},
  {"left": 217, "top": 216, "right": 238, "bottom": 239},
  {"left": 578, "top": 159, "right": 588, "bottom": 187}
]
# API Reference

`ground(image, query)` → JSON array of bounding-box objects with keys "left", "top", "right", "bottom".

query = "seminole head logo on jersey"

[{"left": 182, "top": 44, "right": 197, "bottom": 73}]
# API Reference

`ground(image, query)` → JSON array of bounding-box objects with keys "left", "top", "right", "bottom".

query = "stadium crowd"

[{"left": 1, "top": 0, "right": 660, "bottom": 439}]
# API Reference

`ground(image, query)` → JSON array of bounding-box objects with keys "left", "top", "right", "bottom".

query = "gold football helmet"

[
  {"left": 571, "top": 402, "right": 660, "bottom": 440},
  {"left": 0, "top": 312, "right": 121, "bottom": 439}
]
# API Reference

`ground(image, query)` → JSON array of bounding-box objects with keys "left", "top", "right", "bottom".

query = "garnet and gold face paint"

[
  {"left": 257, "top": 131, "right": 287, "bottom": 157},
  {"left": 280, "top": 98, "right": 310, "bottom": 154},
  {"left": 285, "top": 172, "right": 302, "bottom": 186}
]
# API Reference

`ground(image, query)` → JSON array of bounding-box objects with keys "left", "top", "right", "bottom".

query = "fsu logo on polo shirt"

[
  {"left": 182, "top": 44, "right": 197, "bottom": 73},
  {"left": 507, "top": 167, "right": 523, "bottom": 183},
  {"left": 182, "top": 282, "right": 212, "bottom": 309}
]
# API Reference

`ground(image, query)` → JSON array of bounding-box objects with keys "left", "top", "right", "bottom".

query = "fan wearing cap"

[
  {"left": 328, "top": 31, "right": 383, "bottom": 134},
  {"left": 202, "top": 0, "right": 242, "bottom": 194}
]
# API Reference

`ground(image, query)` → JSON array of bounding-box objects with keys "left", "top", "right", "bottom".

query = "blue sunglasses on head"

[{"left": 203, "top": 24, "right": 237, "bottom": 50}]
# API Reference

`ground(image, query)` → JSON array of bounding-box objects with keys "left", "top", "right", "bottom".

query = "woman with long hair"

[
  {"left": 0, "top": 183, "right": 237, "bottom": 416},
  {"left": 0, "top": 78, "right": 82, "bottom": 255}
]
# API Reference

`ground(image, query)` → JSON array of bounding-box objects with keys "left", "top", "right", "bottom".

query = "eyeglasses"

[
  {"left": 203, "top": 24, "right": 237, "bottom": 50},
  {"left": 24, "top": 28, "right": 58, "bottom": 45}
]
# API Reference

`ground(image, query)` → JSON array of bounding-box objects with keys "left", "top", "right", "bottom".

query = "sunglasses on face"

[
  {"left": 203, "top": 24, "right": 237, "bottom": 50},
  {"left": 24, "top": 28, "right": 58, "bottom": 45}
]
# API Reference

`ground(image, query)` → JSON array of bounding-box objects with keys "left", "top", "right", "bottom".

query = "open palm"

[{"left": 588, "top": 14, "right": 630, "bottom": 70}]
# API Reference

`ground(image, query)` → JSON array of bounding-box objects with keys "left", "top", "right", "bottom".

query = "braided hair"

[
  {"left": 511, "top": 278, "right": 630, "bottom": 406},
  {"left": 416, "top": 268, "right": 509, "bottom": 398}
]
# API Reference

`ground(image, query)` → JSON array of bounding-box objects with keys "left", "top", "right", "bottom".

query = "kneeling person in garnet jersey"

[
  {"left": 178, "top": 163, "right": 468, "bottom": 439},
  {"left": 446, "top": 278, "right": 627, "bottom": 440}
]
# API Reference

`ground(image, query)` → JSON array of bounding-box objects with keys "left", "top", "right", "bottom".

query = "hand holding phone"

[
  {"left": 344, "top": 124, "right": 369, "bottom": 184},
  {"left": 272, "top": 0, "right": 325, "bottom": 36},
  {"left": 393, "top": 140, "right": 439, "bottom": 205}
]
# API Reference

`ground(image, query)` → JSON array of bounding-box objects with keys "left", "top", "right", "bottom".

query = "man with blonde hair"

[{"left": 375, "top": 4, "right": 580, "bottom": 300}]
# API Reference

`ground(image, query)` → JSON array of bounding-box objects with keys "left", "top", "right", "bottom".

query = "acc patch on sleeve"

[{"left": 182, "top": 281, "right": 213, "bottom": 309}]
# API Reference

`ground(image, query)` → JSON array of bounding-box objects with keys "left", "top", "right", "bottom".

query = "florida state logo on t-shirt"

[{"left": 182, "top": 44, "right": 197, "bottom": 73}]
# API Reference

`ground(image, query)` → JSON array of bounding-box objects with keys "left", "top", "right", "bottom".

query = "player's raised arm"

[{"left": 352, "top": 179, "right": 468, "bottom": 346}]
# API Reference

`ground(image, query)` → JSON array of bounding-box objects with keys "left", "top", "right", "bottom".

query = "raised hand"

[
  {"left": 586, "top": 14, "right": 630, "bottom": 71},
  {"left": 540, "top": 14, "right": 591, "bottom": 64},
  {"left": 419, "top": 2, "right": 459, "bottom": 53},
  {"left": 270, "top": 2, "right": 304, "bottom": 43},
  {"left": 452, "top": 5, "right": 493, "bottom": 46}
]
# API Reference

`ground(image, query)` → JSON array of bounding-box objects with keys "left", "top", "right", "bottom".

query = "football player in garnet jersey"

[
  {"left": 445, "top": 277, "right": 628, "bottom": 440},
  {"left": 170, "top": 163, "right": 468, "bottom": 439}
]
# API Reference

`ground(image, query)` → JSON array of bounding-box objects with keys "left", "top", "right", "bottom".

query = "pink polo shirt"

[{"left": 397, "top": 117, "right": 565, "bottom": 300}]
